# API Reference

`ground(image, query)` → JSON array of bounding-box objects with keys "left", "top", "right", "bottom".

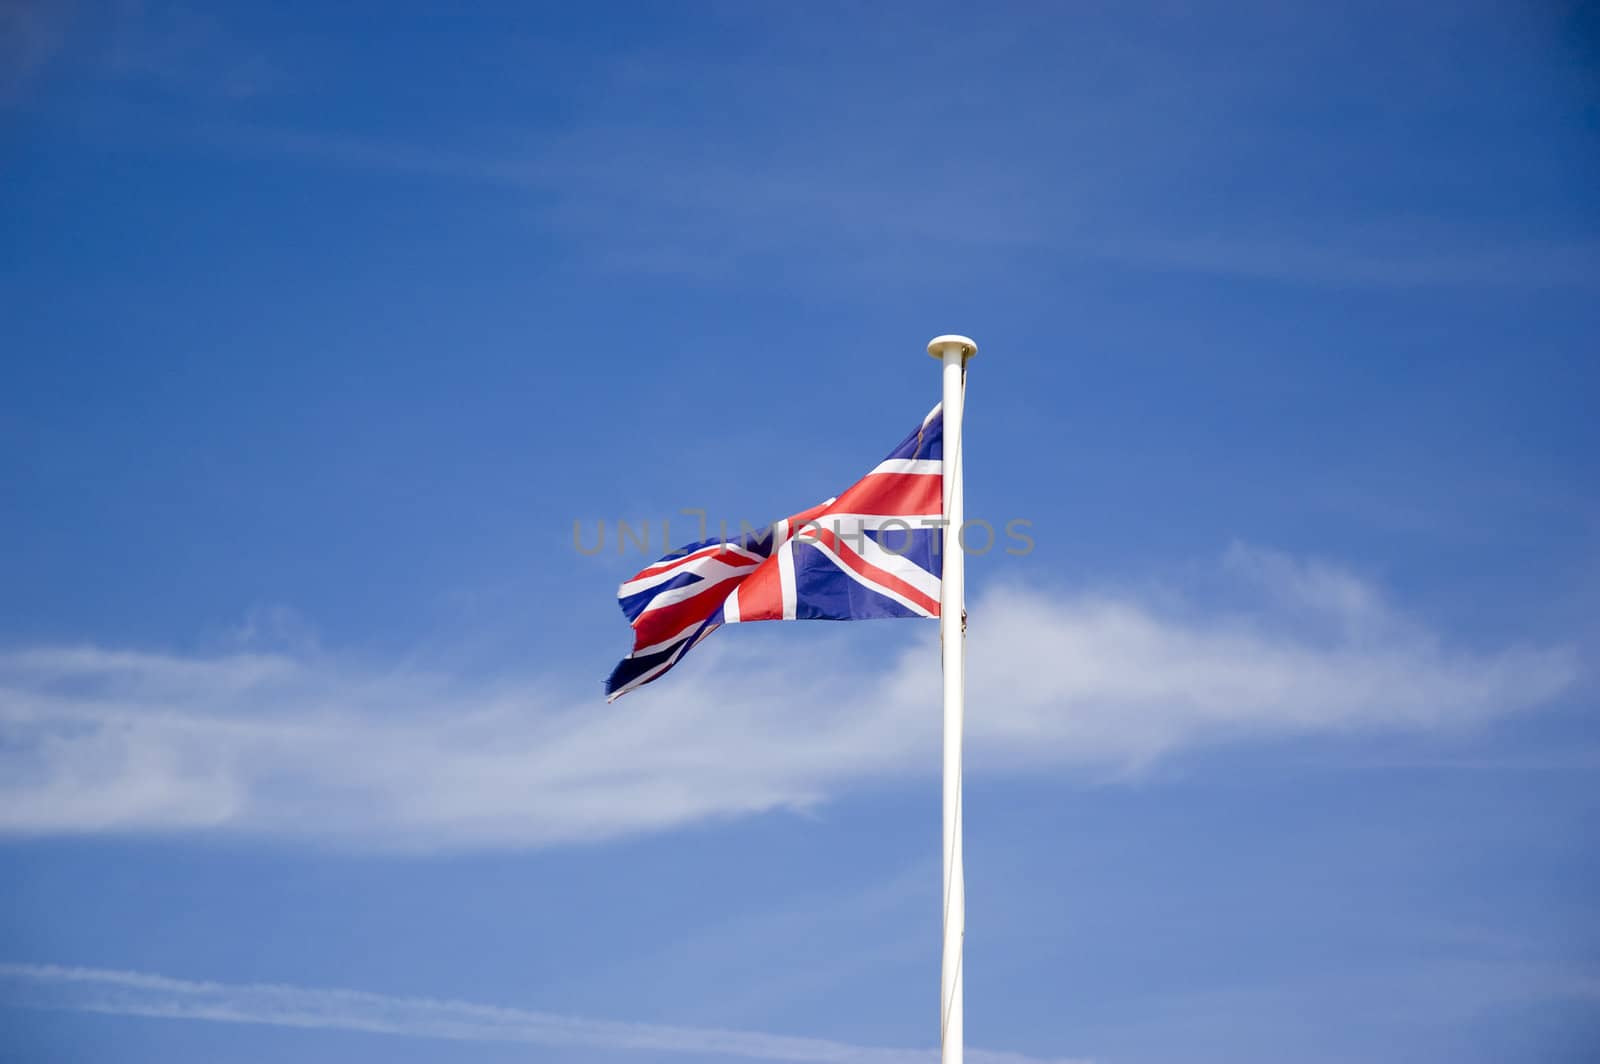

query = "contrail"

[{"left": 0, "top": 962, "right": 1087, "bottom": 1064}]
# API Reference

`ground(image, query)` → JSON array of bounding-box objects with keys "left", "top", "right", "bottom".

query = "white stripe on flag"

[
  {"left": 870, "top": 458, "right": 942, "bottom": 476},
  {"left": 617, "top": 545, "right": 764, "bottom": 598},
  {"left": 623, "top": 559, "right": 758, "bottom": 610},
  {"left": 778, "top": 539, "right": 798, "bottom": 621}
]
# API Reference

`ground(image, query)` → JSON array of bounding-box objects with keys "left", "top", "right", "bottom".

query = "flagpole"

[{"left": 928, "top": 334, "right": 976, "bottom": 1064}]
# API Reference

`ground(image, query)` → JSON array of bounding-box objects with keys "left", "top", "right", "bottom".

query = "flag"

[{"left": 606, "top": 403, "right": 944, "bottom": 699}]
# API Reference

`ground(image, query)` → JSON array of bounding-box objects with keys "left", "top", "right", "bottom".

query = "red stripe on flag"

[
  {"left": 829, "top": 472, "right": 941, "bottom": 518},
  {"left": 811, "top": 528, "right": 941, "bottom": 615},
  {"left": 731, "top": 556, "right": 785, "bottom": 622},
  {"left": 632, "top": 577, "right": 745, "bottom": 649}
]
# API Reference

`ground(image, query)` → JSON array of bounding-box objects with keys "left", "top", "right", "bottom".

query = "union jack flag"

[{"left": 607, "top": 404, "right": 944, "bottom": 699}]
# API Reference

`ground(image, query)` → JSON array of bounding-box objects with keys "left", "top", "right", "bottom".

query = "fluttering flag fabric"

[{"left": 606, "top": 404, "right": 944, "bottom": 700}]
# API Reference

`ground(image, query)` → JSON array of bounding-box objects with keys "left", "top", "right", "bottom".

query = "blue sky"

[{"left": 2, "top": 1, "right": 1598, "bottom": 1061}]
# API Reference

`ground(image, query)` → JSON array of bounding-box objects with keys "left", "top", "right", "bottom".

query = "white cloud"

[
  {"left": 0, "top": 548, "right": 1578, "bottom": 850},
  {"left": 0, "top": 962, "right": 1085, "bottom": 1064}
]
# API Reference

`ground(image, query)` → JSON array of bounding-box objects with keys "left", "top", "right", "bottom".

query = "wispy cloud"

[
  {"left": 36, "top": 6, "right": 1592, "bottom": 288},
  {"left": 0, "top": 547, "right": 1577, "bottom": 850},
  {"left": 193, "top": 116, "right": 1600, "bottom": 290},
  {"left": 101, "top": 2, "right": 286, "bottom": 100},
  {"left": 0, "top": 962, "right": 1086, "bottom": 1064},
  {"left": 0, "top": 0, "right": 69, "bottom": 105}
]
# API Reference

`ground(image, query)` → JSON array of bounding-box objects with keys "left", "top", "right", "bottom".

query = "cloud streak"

[
  {"left": 0, "top": 962, "right": 1084, "bottom": 1064},
  {"left": 0, "top": 547, "right": 1578, "bottom": 850},
  {"left": 199, "top": 118, "right": 1600, "bottom": 291}
]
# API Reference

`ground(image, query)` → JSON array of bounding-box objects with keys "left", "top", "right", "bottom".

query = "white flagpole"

[{"left": 928, "top": 334, "right": 976, "bottom": 1064}]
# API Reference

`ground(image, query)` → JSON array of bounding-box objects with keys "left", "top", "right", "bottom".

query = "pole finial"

[{"left": 927, "top": 335, "right": 977, "bottom": 361}]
